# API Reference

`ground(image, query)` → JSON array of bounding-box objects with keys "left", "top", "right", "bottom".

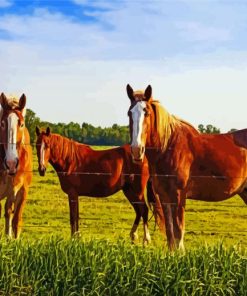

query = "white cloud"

[
  {"left": 176, "top": 21, "right": 230, "bottom": 42},
  {"left": 0, "top": 4, "right": 247, "bottom": 131},
  {"left": 72, "top": 0, "right": 122, "bottom": 9},
  {"left": 0, "top": 0, "right": 12, "bottom": 8}
]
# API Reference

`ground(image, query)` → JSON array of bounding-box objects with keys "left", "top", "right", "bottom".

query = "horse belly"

[
  {"left": 75, "top": 175, "right": 122, "bottom": 197},
  {"left": 186, "top": 177, "right": 242, "bottom": 202}
]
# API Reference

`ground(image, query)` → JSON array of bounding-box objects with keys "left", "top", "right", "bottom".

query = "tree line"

[{"left": 25, "top": 108, "right": 236, "bottom": 146}]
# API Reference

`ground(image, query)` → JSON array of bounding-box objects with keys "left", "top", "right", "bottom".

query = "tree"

[
  {"left": 198, "top": 124, "right": 220, "bottom": 134},
  {"left": 25, "top": 109, "right": 41, "bottom": 144}
]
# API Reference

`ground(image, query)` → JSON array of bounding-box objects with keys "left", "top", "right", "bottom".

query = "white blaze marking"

[
  {"left": 6, "top": 113, "right": 19, "bottom": 162},
  {"left": 40, "top": 141, "right": 45, "bottom": 167},
  {"left": 131, "top": 101, "right": 146, "bottom": 147}
]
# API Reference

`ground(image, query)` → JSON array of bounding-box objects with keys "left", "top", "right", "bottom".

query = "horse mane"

[
  {"left": 150, "top": 100, "right": 199, "bottom": 150},
  {"left": 50, "top": 133, "right": 90, "bottom": 173}
]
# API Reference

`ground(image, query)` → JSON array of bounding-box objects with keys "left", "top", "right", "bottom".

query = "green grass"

[{"left": 0, "top": 238, "right": 246, "bottom": 296}]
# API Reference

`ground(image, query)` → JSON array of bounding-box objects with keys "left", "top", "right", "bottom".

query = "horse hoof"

[
  {"left": 130, "top": 232, "right": 139, "bottom": 243},
  {"left": 143, "top": 238, "right": 151, "bottom": 247}
]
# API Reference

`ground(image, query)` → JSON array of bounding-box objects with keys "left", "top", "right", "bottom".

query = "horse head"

[
  {"left": 126, "top": 84, "right": 154, "bottom": 162},
  {"left": 35, "top": 126, "right": 51, "bottom": 176},
  {"left": 0, "top": 93, "right": 26, "bottom": 176}
]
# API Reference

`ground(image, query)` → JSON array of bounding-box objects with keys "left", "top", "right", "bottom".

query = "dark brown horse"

[
  {"left": 126, "top": 84, "right": 247, "bottom": 251},
  {"left": 35, "top": 127, "right": 161, "bottom": 244},
  {"left": 0, "top": 93, "right": 32, "bottom": 238}
]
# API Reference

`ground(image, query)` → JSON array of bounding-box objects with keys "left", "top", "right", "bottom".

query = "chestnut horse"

[
  {"left": 35, "top": 127, "right": 161, "bottom": 244},
  {"left": 126, "top": 84, "right": 247, "bottom": 251},
  {"left": 0, "top": 93, "right": 32, "bottom": 238}
]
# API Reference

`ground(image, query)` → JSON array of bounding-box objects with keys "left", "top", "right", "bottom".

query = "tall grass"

[{"left": 0, "top": 238, "right": 246, "bottom": 295}]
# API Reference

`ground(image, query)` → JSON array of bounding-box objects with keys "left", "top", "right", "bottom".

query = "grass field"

[
  {"left": 0, "top": 146, "right": 245, "bottom": 247},
  {"left": 0, "top": 147, "right": 246, "bottom": 295}
]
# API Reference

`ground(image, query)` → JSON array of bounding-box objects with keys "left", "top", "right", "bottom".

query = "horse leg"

[
  {"left": 161, "top": 203, "right": 176, "bottom": 251},
  {"left": 239, "top": 189, "right": 247, "bottom": 205},
  {"left": 172, "top": 204, "right": 185, "bottom": 251},
  {"left": 142, "top": 200, "right": 151, "bottom": 246},
  {"left": 68, "top": 193, "right": 79, "bottom": 237},
  {"left": 4, "top": 197, "right": 14, "bottom": 238},
  {"left": 123, "top": 187, "right": 142, "bottom": 243},
  {"left": 152, "top": 180, "right": 176, "bottom": 251},
  {"left": 12, "top": 187, "right": 27, "bottom": 239}
]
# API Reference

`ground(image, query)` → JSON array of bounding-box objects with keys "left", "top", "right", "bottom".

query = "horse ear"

[
  {"left": 126, "top": 84, "right": 134, "bottom": 102},
  {"left": 0, "top": 92, "right": 8, "bottom": 109},
  {"left": 36, "top": 126, "right": 40, "bottom": 136},
  {"left": 144, "top": 85, "right": 152, "bottom": 101},
  {"left": 46, "top": 127, "right": 51, "bottom": 136},
  {"left": 19, "top": 94, "right": 26, "bottom": 110}
]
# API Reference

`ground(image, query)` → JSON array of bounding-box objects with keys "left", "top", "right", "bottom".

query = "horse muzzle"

[
  {"left": 38, "top": 165, "right": 46, "bottom": 176},
  {"left": 4, "top": 157, "right": 19, "bottom": 176},
  {"left": 131, "top": 145, "right": 145, "bottom": 162}
]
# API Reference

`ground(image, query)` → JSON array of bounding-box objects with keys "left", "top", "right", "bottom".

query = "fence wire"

[{"left": 0, "top": 142, "right": 246, "bottom": 236}]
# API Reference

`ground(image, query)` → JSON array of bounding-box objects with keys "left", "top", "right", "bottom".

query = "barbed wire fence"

[{"left": 0, "top": 142, "right": 246, "bottom": 238}]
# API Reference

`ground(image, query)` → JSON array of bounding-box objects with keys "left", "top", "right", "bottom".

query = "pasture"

[{"left": 0, "top": 147, "right": 246, "bottom": 295}]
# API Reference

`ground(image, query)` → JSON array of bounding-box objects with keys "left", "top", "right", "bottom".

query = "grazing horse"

[
  {"left": 0, "top": 93, "right": 32, "bottom": 238},
  {"left": 126, "top": 84, "right": 247, "bottom": 251},
  {"left": 35, "top": 127, "right": 161, "bottom": 244}
]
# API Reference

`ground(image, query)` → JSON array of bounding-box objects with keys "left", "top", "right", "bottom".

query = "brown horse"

[
  {"left": 126, "top": 84, "right": 247, "bottom": 251},
  {"left": 35, "top": 127, "right": 161, "bottom": 244},
  {"left": 0, "top": 93, "right": 32, "bottom": 238}
]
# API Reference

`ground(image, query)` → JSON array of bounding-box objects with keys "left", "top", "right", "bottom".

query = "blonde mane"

[{"left": 150, "top": 100, "right": 199, "bottom": 150}]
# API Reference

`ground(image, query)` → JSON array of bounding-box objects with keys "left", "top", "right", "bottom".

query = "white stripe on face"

[
  {"left": 40, "top": 141, "right": 45, "bottom": 167},
  {"left": 130, "top": 101, "right": 146, "bottom": 147},
  {"left": 6, "top": 113, "right": 19, "bottom": 162}
]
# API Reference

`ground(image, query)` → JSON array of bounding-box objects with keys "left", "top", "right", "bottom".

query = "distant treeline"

[
  {"left": 26, "top": 109, "right": 236, "bottom": 145},
  {"left": 26, "top": 109, "right": 130, "bottom": 145}
]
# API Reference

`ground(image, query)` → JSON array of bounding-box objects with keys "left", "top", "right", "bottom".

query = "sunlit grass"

[{"left": 0, "top": 238, "right": 246, "bottom": 296}]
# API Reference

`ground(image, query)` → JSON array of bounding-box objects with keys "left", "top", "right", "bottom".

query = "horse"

[
  {"left": 0, "top": 93, "right": 32, "bottom": 238},
  {"left": 126, "top": 84, "right": 247, "bottom": 251},
  {"left": 35, "top": 127, "right": 162, "bottom": 244}
]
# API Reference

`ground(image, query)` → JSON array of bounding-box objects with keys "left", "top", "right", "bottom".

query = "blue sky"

[{"left": 0, "top": 0, "right": 247, "bottom": 131}]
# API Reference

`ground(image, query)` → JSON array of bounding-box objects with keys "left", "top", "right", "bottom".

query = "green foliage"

[
  {"left": 0, "top": 238, "right": 246, "bottom": 295},
  {"left": 198, "top": 124, "right": 221, "bottom": 134},
  {"left": 26, "top": 108, "right": 130, "bottom": 145},
  {"left": 25, "top": 109, "right": 41, "bottom": 143}
]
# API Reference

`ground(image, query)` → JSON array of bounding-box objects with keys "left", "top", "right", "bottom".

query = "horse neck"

[
  {"left": 49, "top": 134, "right": 84, "bottom": 173},
  {"left": 148, "top": 103, "right": 198, "bottom": 152}
]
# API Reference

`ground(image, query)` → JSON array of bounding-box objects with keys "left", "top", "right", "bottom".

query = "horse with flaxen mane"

[
  {"left": 35, "top": 127, "right": 162, "bottom": 244},
  {"left": 126, "top": 84, "right": 247, "bottom": 251},
  {"left": 0, "top": 93, "right": 32, "bottom": 238}
]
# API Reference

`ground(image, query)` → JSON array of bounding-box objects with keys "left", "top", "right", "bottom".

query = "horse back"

[{"left": 230, "top": 128, "right": 247, "bottom": 149}]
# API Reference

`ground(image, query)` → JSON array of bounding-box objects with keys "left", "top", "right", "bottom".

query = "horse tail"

[{"left": 146, "top": 179, "right": 165, "bottom": 234}]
